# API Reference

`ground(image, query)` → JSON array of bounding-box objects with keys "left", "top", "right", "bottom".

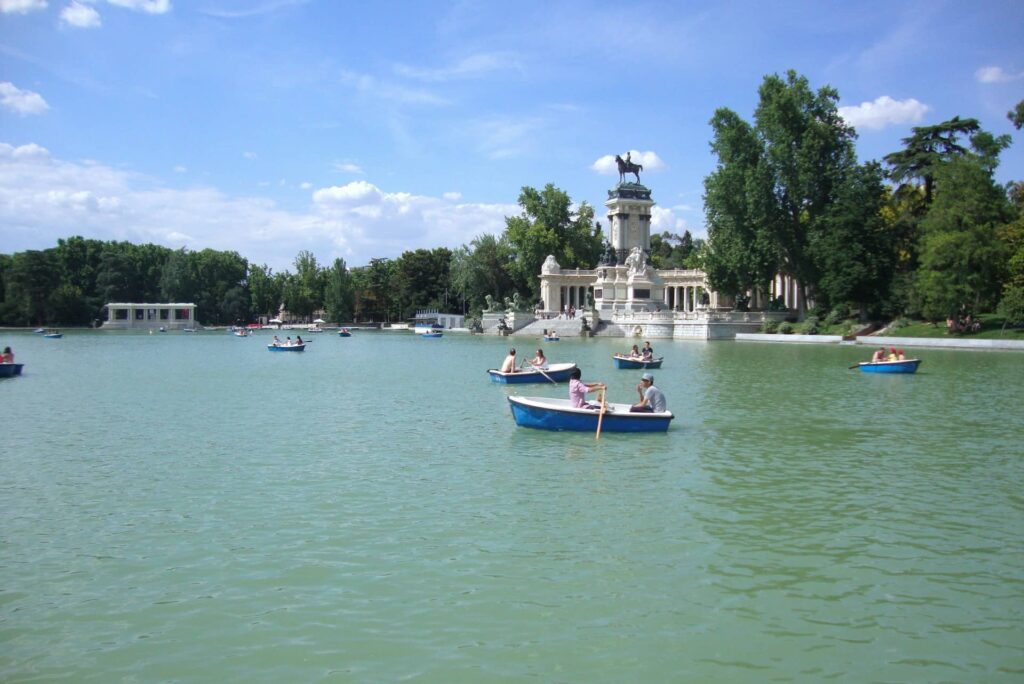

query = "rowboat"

[
  {"left": 857, "top": 358, "right": 921, "bottom": 374},
  {"left": 233, "top": 330, "right": 250, "bottom": 337},
  {"left": 507, "top": 396, "right": 673, "bottom": 433},
  {"left": 612, "top": 354, "right": 663, "bottom": 369},
  {"left": 337, "top": 328, "right": 352, "bottom": 337},
  {"left": 0, "top": 363, "right": 24, "bottom": 378},
  {"left": 43, "top": 331, "right": 63, "bottom": 339},
  {"left": 267, "top": 343, "right": 305, "bottom": 352},
  {"left": 420, "top": 331, "right": 443, "bottom": 338},
  {"left": 488, "top": 362, "right": 577, "bottom": 384},
  {"left": 543, "top": 335, "right": 560, "bottom": 342},
  {"left": 33, "top": 328, "right": 44, "bottom": 334}
]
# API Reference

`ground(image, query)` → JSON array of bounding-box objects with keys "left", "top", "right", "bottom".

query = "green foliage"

[
  {"left": 449, "top": 235, "right": 516, "bottom": 315},
  {"left": 323, "top": 258, "right": 354, "bottom": 323},
  {"left": 393, "top": 248, "right": 453, "bottom": 318},
  {"left": 502, "top": 184, "right": 603, "bottom": 298},
  {"left": 760, "top": 319, "right": 779, "bottom": 333},
  {"left": 777, "top": 321, "right": 794, "bottom": 334},
  {"left": 915, "top": 158, "right": 1013, "bottom": 320},
  {"left": 649, "top": 231, "right": 695, "bottom": 269},
  {"left": 797, "top": 316, "right": 819, "bottom": 334},
  {"left": 1010, "top": 100, "right": 1024, "bottom": 130}
]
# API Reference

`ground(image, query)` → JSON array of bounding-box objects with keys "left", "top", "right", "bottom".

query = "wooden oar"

[
  {"left": 848, "top": 363, "right": 863, "bottom": 369},
  {"left": 595, "top": 388, "right": 607, "bottom": 440}
]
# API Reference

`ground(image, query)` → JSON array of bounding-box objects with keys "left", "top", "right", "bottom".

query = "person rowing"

[
  {"left": 521, "top": 348, "right": 548, "bottom": 370},
  {"left": 500, "top": 347, "right": 518, "bottom": 373},
  {"left": 568, "top": 368, "right": 605, "bottom": 409}
]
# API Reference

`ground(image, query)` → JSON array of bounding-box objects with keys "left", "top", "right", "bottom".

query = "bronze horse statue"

[{"left": 615, "top": 154, "right": 643, "bottom": 184}]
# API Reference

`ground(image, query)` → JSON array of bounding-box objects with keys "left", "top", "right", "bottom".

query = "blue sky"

[{"left": 2, "top": 0, "right": 1023, "bottom": 272}]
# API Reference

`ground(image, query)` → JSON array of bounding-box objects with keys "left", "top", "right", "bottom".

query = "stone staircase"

[{"left": 517, "top": 317, "right": 594, "bottom": 338}]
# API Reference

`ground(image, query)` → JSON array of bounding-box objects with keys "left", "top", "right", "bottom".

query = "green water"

[{"left": 2, "top": 330, "right": 1022, "bottom": 683}]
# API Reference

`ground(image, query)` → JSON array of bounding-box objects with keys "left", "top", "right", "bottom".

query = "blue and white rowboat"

[
  {"left": 0, "top": 363, "right": 24, "bottom": 378},
  {"left": 858, "top": 358, "right": 921, "bottom": 374},
  {"left": 267, "top": 343, "right": 305, "bottom": 352},
  {"left": 612, "top": 354, "right": 663, "bottom": 369},
  {"left": 507, "top": 395, "right": 673, "bottom": 433},
  {"left": 420, "top": 331, "right": 443, "bottom": 338},
  {"left": 488, "top": 362, "right": 577, "bottom": 384},
  {"left": 543, "top": 335, "right": 560, "bottom": 342}
]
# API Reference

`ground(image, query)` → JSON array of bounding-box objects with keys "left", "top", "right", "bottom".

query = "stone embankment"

[{"left": 736, "top": 333, "right": 1024, "bottom": 351}]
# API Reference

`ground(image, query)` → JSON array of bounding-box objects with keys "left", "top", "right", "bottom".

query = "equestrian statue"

[{"left": 615, "top": 151, "right": 643, "bottom": 184}]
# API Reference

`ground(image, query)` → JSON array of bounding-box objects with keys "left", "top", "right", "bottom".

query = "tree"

[
  {"left": 650, "top": 231, "right": 695, "bottom": 269},
  {"left": 323, "top": 258, "right": 354, "bottom": 323},
  {"left": 248, "top": 263, "right": 280, "bottom": 318},
  {"left": 809, "top": 162, "right": 896, "bottom": 317},
  {"left": 884, "top": 116, "right": 1010, "bottom": 204},
  {"left": 702, "top": 103, "right": 781, "bottom": 300},
  {"left": 6, "top": 250, "right": 58, "bottom": 324},
  {"left": 916, "top": 158, "right": 1013, "bottom": 320},
  {"left": 450, "top": 234, "right": 516, "bottom": 314},
  {"left": 502, "top": 184, "right": 603, "bottom": 298},
  {"left": 283, "top": 250, "right": 322, "bottom": 319},
  {"left": 393, "top": 247, "right": 452, "bottom": 318},
  {"left": 1008, "top": 99, "right": 1024, "bottom": 130}
]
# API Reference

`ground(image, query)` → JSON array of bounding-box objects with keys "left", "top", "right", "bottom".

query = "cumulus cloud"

[
  {"left": 0, "top": 141, "right": 516, "bottom": 270},
  {"left": 443, "top": 191, "right": 462, "bottom": 201},
  {"left": 60, "top": 1, "right": 101, "bottom": 26},
  {"left": 0, "top": 82, "right": 50, "bottom": 116},
  {"left": 0, "top": 0, "right": 47, "bottom": 13},
  {"left": 838, "top": 96, "right": 930, "bottom": 130},
  {"left": 975, "top": 65, "right": 1024, "bottom": 83},
  {"left": 591, "top": 150, "right": 667, "bottom": 175}
]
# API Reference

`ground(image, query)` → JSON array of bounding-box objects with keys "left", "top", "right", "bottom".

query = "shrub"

[
  {"left": 778, "top": 322, "right": 795, "bottom": 334},
  {"left": 889, "top": 317, "right": 909, "bottom": 332},
  {"left": 824, "top": 304, "right": 850, "bottom": 326},
  {"left": 761, "top": 320, "right": 779, "bottom": 333},
  {"left": 798, "top": 315, "right": 820, "bottom": 335}
]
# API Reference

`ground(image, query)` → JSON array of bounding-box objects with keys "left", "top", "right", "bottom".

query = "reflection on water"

[{"left": 2, "top": 331, "right": 1022, "bottom": 682}]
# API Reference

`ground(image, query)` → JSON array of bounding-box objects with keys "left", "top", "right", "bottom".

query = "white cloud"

[
  {"left": 651, "top": 206, "right": 690, "bottom": 235},
  {"left": 0, "top": 0, "right": 47, "bottom": 13},
  {"left": 299, "top": 181, "right": 312, "bottom": 190},
  {"left": 339, "top": 69, "right": 448, "bottom": 106},
  {"left": 173, "top": 164, "right": 186, "bottom": 173},
  {"left": 0, "top": 82, "right": 50, "bottom": 116},
  {"left": 333, "top": 162, "right": 363, "bottom": 174},
  {"left": 60, "top": 1, "right": 101, "bottom": 27},
  {"left": 394, "top": 52, "right": 523, "bottom": 82},
  {"left": 975, "top": 65, "right": 1024, "bottom": 83},
  {"left": 242, "top": 151, "right": 257, "bottom": 160},
  {"left": 591, "top": 150, "right": 667, "bottom": 175},
  {"left": 443, "top": 191, "right": 462, "bottom": 201},
  {"left": 838, "top": 96, "right": 930, "bottom": 130},
  {"left": 0, "top": 141, "right": 518, "bottom": 270},
  {"left": 105, "top": 0, "right": 170, "bottom": 14}
]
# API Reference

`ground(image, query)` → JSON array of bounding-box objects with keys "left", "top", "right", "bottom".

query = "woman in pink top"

[{"left": 568, "top": 367, "right": 605, "bottom": 409}]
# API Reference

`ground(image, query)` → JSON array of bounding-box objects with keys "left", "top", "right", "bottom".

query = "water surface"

[{"left": 2, "top": 330, "right": 1022, "bottom": 682}]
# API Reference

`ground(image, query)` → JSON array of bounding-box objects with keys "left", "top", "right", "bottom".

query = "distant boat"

[
  {"left": 420, "top": 331, "right": 443, "bottom": 338},
  {"left": 857, "top": 358, "right": 921, "bottom": 374},
  {"left": 182, "top": 328, "right": 199, "bottom": 333},
  {"left": 543, "top": 335, "right": 560, "bottom": 342},
  {"left": 0, "top": 363, "right": 24, "bottom": 378},
  {"left": 233, "top": 329, "right": 251, "bottom": 337},
  {"left": 268, "top": 343, "right": 305, "bottom": 352},
  {"left": 158, "top": 327, "right": 167, "bottom": 333},
  {"left": 612, "top": 354, "right": 663, "bottom": 369},
  {"left": 488, "top": 362, "right": 577, "bottom": 384},
  {"left": 32, "top": 328, "right": 44, "bottom": 334},
  {"left": 308, "top": 326, "right": 324, "bottom": 333},
  {"left": 43, "top": 330, "right": 63, "bottom": 339},
  {"left": 337, "top": 328, "right": 352, "bottom": 337},
  {"left": 507, "top": 396, "right": 674, "bottom": 433}
]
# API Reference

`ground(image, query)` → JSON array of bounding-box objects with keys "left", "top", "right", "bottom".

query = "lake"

[{"left": 2, "top": 329, "right": 1022, "bottom": 682}]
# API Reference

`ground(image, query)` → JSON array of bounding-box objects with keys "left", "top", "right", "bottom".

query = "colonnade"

[
  {"left": 665, "top": 285, "right": 704, "bottom": 312},
  {"left": 557, "top": 285, "right": 592, "bottom": 312}
]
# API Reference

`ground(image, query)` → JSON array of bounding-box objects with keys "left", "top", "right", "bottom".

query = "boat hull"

[
  {"left": 267, "top": 344, "right": 305, "bottom": 352},
  {"left": 612, "top": 355, "right": 663, "bottom": 369},
  {"left": 337, "top": 331, "right": 352, "bottom": 337},
  {"left": 488, "top": 362, "right": 576, "bottom": 384},
  {"left": 859, "top": 359, "right": 921, "bottom": 374},
  {"left": 44, "top": 334, "right": 63, "bottom": 339},
  {"left": 543, "top": 336, "right": 560, "bottom": 342},
  {"left": 420, "top": 332, "right": 443, "bottom": 338},
  {"left": 0, "top": 363, "right": 24, "bottom": 377},
  {"left": 508, "top": 396, "right": 673, "bottom": 433}
]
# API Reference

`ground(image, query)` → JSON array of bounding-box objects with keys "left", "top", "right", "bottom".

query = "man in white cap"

[{"left": 630, "top": 372, "right": 666, "bottom": 413}]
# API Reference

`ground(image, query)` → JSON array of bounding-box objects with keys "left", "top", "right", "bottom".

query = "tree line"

[
  {"left": 3, "top": 70, "right": 1020, "bottom": 328},
  {"left": 702, "top": 70, "right": 1024, "bottom": 325}
]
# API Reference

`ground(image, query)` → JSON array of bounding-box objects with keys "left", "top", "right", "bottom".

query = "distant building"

[
  {"left": 101, "top": 303, "right": 197, "bottom": 330},
  {"left": 413, "top": 309, "right": 464, "bottom": 330}
]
